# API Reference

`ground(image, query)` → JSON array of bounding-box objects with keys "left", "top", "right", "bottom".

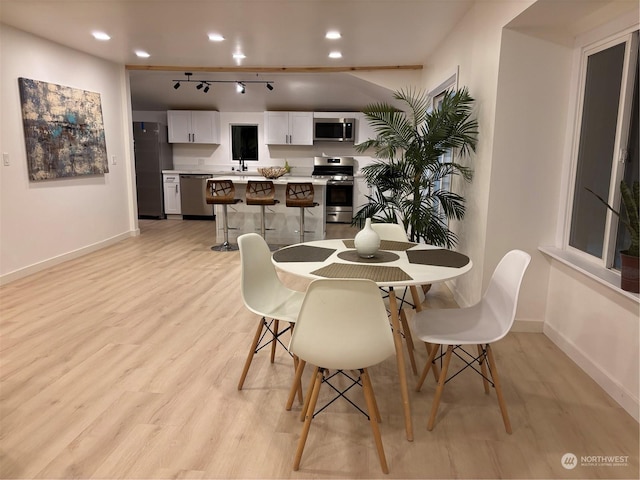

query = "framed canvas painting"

[{"left": 18, "top": 77, "right": 109, "bottom": 181}]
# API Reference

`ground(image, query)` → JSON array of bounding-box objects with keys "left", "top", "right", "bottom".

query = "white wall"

[
  {"left": 420, "top": 1, "right": 639, "bottom": 420},
  {"left": 540, "top": 10, "right": 640, "bottom": 421},
  {"left": 419, "top": 1, "right": 535, "bottom": 307},
  {"left": 544, "top": 260, "right": 639, "bottom": 420},
  {"left": 486, "top": 28, "right": 573, "bottom": 326},
  {"left": 0, "top": 25, "right": 137, "bottom": 282}
]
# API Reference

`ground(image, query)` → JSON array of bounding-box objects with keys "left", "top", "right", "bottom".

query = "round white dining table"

[{"left": 272, "top": 238, "right": 473, "bottom": 441}]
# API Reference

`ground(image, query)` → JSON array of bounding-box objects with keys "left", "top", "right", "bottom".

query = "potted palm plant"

[
  {"left": 587, "top": 181, "right": 639, "bottom": 293},
  {"left": 354, "top": 87, "right": 478, "bottom": 248}
]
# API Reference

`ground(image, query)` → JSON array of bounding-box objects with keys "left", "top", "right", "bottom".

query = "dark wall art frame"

[{"left": 18, "top": 77, "right": 109, "bottom": 181}]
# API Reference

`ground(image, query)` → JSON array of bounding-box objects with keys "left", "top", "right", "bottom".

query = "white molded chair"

[
  {"left": 370, "top": 222, "right": 408, "bottom": 242},
  {"left": 237, "top": 233, "right": 305, "bottom": 392},
  {"left": 370, "top": 221, "right": 424, "bottom": 374},
  {"left": 288, "top": 278, "right": 395, "bottom": 474},
  {"left": 413, "top": 249, "right": 531, "bottom": 433}
]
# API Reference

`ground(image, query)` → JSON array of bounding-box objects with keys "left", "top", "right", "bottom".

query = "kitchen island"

[{"left": 162, "top": 169, "right": 327, "bottom": 245}]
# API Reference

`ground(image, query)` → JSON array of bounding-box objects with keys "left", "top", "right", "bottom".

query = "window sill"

[{"left": 539, "top": 246, "right": 639, "bottom": 303}]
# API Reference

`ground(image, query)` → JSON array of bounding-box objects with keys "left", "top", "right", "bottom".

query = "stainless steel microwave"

[{"left": 313, "top": 117, "right": 356, "bottom": 142}]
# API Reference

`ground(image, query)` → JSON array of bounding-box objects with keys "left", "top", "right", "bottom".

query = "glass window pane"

[
  {"left": 615, "top": 53, "right": 639, "bottom": 267},
  {"left": 231, "top": 125, "right": 258, "bottom": 161},
  {"left": 569, "top": 42, "right": 626, "bottom": 257}
]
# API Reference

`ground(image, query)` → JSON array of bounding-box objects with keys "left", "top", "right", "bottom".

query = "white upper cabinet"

[
  {"left": 264, "top": 111, "right": 313, "bottom": 145},
  {"left": 167, "top": 110, "right": 220, "bottom": 144},
  {"left": 354, "top": 112, "right": 377, "bottom": 146}
]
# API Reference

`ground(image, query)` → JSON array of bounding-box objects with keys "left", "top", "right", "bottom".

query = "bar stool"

[
  {"left": 245, "top": 180, "right": 279, "bottom": 240},
  {"left": 206, "top": 179, "right": 242, "bottom": 251},
  {"left": 286, "top": 182, "right": 318, "bottom": 243}
]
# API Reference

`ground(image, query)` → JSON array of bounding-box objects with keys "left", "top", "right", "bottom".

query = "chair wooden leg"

[
  {"left": 293, "top": 368, "right": 323, "bottom": 471},
  {"left": 485, "top": 344, "right": 512, "bottom": 434},
  {"left": 287, "top": 359, "right": 306, "bottom": 411},
  {"left": 362, "top": 369, "right": 382, "bottom": 423},
  {"left": 416, "top": 342, "right": 440, "bottom": 391},
  {"left": 477, "top": 344, "right": 490, "bottom": 394},
  {"left": 361, "top": 369, "right": 389, "bottom": 474},
  {"left": 291, "top": 355, "right": 303, "bottom": 404},
  {"left": 427, "top": 345, "right": 453, "bottom": 431},
  {"left": 410, "top": 286, "right": 438, "bottom": 382},
  {"left": 300, "top": 366, "right": 320, "bottom": 422},
  {"left": 399, "top": 309, "right": 418, "bottom": 375},
  {"left": 425, "top": 343, "right": 441, "bottom": 382},
  {"left": 237, "top": 317, "right": 265, "bottom": 390},
  {"left": 270, "top": 319, "right": 279, "bottom": 363}
]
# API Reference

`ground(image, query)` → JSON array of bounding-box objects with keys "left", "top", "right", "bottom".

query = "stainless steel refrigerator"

[{"left": 133, "top": 122, "right": 173, "bottom": 218}]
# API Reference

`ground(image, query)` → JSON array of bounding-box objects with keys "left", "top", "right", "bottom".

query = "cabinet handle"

[
  {"left": 175, "top": 184, "right": 178, "bottom": 193},
  {"left": 192, "top": 133, "right": 195, "bottom": 142}
]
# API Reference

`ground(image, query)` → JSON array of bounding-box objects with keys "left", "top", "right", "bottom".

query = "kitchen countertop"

[{"left": 162, "top": 169, "right": 327, "bottom": 185}]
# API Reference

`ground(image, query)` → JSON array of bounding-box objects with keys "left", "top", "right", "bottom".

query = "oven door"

[{"left": 326, "top": 181, "right": 353, "bottom": 223}]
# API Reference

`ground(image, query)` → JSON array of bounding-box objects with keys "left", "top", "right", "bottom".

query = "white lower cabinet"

[{"left": 163, "top": 174, "right": 181, "bottom": 214}]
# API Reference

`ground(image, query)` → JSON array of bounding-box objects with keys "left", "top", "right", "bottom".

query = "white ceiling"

[
  {"left": 0, "top": 0, "right": 476, "bottom": 111},
  {"left": 3, "top": 1, "right": 635, "bottom": 112}
]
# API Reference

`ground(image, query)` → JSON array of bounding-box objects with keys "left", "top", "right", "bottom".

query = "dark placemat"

[
  {"left": 273, "top": 245, "right": 336, "bottom": 263},
  {"left": 310, "top": 263, "right": 412, "bottom": 282},
  {"left": 406, "top": 249, "right": 470, "bottom": 268},
  {"left": 337, "top": 250, "right": 400, "bottom": 264},
  {"left": 342, "top": 239, "right": 417, "bottom": 251}
]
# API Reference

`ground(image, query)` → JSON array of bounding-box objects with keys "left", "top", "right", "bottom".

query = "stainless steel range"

[{"left": 312, "top": 156, "right": 355, "bottom": 223}]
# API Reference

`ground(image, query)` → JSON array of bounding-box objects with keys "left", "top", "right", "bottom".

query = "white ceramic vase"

[{"left": 354, "top": 218, "right": 381, "bottom": 258}]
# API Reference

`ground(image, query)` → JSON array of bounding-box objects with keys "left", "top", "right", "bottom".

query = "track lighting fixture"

[{"left": 170, "top": 73, "right": 274, "bottom": 94}]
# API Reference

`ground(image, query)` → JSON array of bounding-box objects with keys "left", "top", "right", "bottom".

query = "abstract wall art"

[{"left": 18, "top": 77, "right": 109, "bottom": 181}]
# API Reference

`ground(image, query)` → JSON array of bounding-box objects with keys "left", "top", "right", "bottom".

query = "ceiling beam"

[{"left": 125, "top": 65, "right": 423, "bottom": 73}]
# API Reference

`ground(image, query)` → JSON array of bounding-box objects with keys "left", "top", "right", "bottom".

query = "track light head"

[
  {"left": 203, "top": 84, "right": 210, "bottom": 93},
  {"left": 266, "top": 83, "right": 274, "bottom": 91},
  {"left": 236, "top": 82, "right": 245, "bottom": 94},
  {"left": 173, "top": 82, "right": 180, "bottom": 89},
  {"left": 196, "top": 82, "right": 204, "bottom": 90}
]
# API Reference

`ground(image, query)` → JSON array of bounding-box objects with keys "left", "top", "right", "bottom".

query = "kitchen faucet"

[{"left": 239, "top": 159, "right": 248, "bottom": 171}]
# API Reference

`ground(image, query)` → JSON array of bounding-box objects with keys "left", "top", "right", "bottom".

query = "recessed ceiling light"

[
  {"left": 233, "top": 53, "right": 246, "bottom": 59},
  {"left": 92, "top": 31, "right": 110, "bottom": 41},
  {"left": 208, "top": 33, "right": 225, "bottom": 42},
  {"left": 325, "top": 31, "right": 341, "bottom": 40},
  {"left": 135, "top": 50, "right": 150, "bottom": 58},
  {"left": 328, "top": 51, "right": 342, "bottom": 59}
]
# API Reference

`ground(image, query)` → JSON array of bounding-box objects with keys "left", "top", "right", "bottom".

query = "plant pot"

[{"left": 620, "top": 251, "right": 639, "bottom": 293}]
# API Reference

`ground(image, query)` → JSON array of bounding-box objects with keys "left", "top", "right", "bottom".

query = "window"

[
  {"left": 428, "top": 69, "right": 459, "bottom": 220},
  {"left": 567, "top": 30, "right": 638, "bottom": 270},
  {"left": 231, "top": 124, "right": 258, "bottom": 162}
]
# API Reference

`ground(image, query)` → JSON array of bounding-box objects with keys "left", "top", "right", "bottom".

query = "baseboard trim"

[
  {"left": 544, "top": 322, "right": 639, "bottom": 422},
  {"left": 0, "top": 229, "right": 140, "bottom": 285}
]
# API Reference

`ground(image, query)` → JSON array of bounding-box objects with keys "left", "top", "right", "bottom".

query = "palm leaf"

[{"left": 353, "top": 86, "right": 478, "bottom": 248}]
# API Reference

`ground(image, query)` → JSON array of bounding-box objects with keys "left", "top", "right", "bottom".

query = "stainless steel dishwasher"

[{"left": 179, "top": 174, "right": 214, "bottom": 217}]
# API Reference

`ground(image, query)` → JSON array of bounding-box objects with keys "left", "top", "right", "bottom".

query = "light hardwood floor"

[{"left": 0, "top": 219, "right": 638, "bottom": 479}]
